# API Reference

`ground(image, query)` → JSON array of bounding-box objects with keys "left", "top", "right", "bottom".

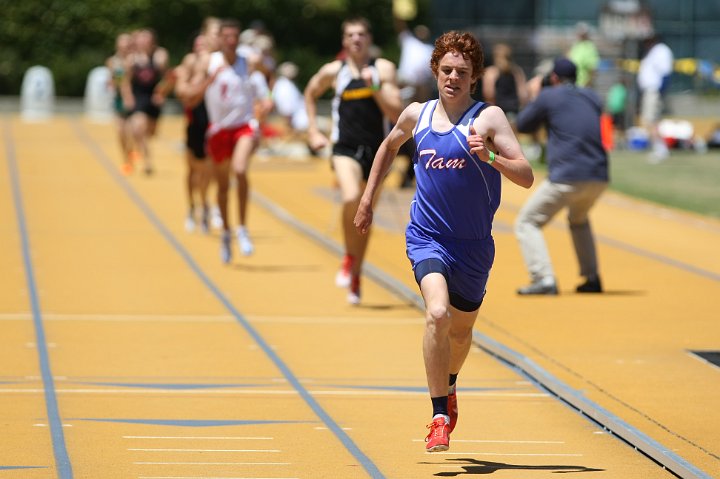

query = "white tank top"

[{"left": 204, "top": 51, "right": 256, "bottom": 134}]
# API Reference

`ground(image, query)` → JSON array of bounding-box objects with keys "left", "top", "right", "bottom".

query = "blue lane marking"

[
  {"left": 4, "top": 123, "right": 73, "bottom": 478},
  {"left": 74, "top": 122, "right": 386, "bottom": 478},
  {"left": 71, "top": 418, "right": 314, "bottom": 428}
]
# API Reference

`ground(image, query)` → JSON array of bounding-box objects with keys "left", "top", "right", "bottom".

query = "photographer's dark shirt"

[{"left": 516, "top": 83, "right": 608, "bottom": 183}]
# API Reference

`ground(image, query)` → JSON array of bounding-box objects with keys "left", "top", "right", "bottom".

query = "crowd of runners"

[{"left": 103, "top": 14, "right": 614, "bottom": 454}]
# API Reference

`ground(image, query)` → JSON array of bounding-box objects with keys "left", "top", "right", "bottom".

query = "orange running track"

[{"left": 1, "top": 114, "right": 717, "bottom": 478}]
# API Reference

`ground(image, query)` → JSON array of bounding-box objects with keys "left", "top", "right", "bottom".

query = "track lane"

[{"left": 1, "top": 114, "right": 694, "bottom": 478}]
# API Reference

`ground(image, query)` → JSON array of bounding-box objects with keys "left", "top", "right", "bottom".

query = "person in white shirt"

[
  {"left": 394, "top": 17, "right": 436, "bottom": 187},
  {"left": 272, "top": 62, "right": 309, "bottom": 133},
  {"left": 637, "top": 34, "right": 674, "bottom": 163},
  {"left": 196, "top": 19, "right": 273, "bottom": 262},
  {"left": 395, "top": 18, "right": 435, "bottom": 104}
]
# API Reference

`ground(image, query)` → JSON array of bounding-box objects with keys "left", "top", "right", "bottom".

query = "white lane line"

[
  {"left": 0, "top": 313, "right": 30, "bottom": 320},
  {"left": 0, "top": 388, "right": 295, "bottom": 395},
  {"left": 138, "top": 477, "right": 299, "bottom": 479},
  {"left": 0, "top": 312, "right": 422, "bottom": 325},
  {"left": 248, "top": 315, "right": 423, "bottom": 325},
  {"left": 129, "top": 448, "right": 280, "bottom": 453},
  {"left": 1, "top": 388, "right": 546, "bottom": 398},
  {"left": 0, "top": 313, "right": 232, "bottom": 323},
  {"left": 125, "top": 436, "right": 273, "bottom": 440},
  {"left": 431, "top": 452, "right": 583, "bottom": 457},
  {"left": 412, "top": 439, "right": 565, "bottom": 444},
  {"left": 134, "top": 462, "right": 290, "bottom": 465}
]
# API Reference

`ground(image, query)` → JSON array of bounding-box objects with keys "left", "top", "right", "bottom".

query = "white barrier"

[
  {"left": 84, "top": 66, "right": 114, "bottom": 122},
  {"left": 20, "top": 65, "right": 55, "bottom": 121}
]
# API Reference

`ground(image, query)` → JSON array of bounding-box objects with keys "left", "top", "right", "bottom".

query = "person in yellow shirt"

[{"left": 568, "top": 22, "right": 599, "bottom": 88}]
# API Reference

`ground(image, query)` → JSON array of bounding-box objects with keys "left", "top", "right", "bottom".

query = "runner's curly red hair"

[{"left": 430, "top": 31, "right": 484, "bottom": 93}]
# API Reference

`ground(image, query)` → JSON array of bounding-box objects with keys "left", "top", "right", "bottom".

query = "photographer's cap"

[{"left": 552, "top": 57, "right": 577, "bottom": 82}]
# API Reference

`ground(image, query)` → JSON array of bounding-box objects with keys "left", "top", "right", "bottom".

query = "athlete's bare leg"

[
  {"left": 420, "top": 272, "right": 479, "bottom": 397},
  {"left": 213, "top": 159, "right": 231, "bottom": 233},
  {"left": 128, "top": 112, "right": 154, "bottom": 173},
  {"left": 186, "top": 150, "right": 212, "bottom": 222},
  {"left": 231, "top": 134, "right": 258, "bottom": 227},
  {"left": 332, "top": 155, "right": 381, "bottom": 277}
]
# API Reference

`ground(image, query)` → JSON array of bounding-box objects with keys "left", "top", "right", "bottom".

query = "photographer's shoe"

[
  {"left": 576, "top": 277, "right": 602, "bottom": 293},
  {"left": 517, "top": 281, "right": 558, "bottom": 295}
]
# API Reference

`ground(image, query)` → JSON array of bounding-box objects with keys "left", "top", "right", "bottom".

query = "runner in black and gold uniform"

[{"left": 304, "top": 17, "right": 403, "bottom": 304}]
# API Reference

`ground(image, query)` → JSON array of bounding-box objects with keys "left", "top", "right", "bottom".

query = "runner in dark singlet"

[
  {"left": 175, "top": 21, "right": 220, "bottom": 233},
  {"left": 304, "top": 17, "right": 403, "bottom": 304},
  {"left": 130, "top": 53, "right": 162, "bottom": 120},
  {"left": 332, "top": 58, "right": 387, "bottom": 179},
  {"left": 121, "top": 28, "right": 172, "bottom": 175}
]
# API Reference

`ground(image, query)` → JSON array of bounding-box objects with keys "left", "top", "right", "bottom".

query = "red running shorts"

[{"left": 207, "top": 124, "right": 254, "bottom": 163}]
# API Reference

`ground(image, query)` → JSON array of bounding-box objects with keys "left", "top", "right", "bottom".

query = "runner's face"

[
  {"left": 136, "top": 30, "right": 154, "bottom": 53},
  {"left": 342, "top": 24, "right": 370, "bottom": 56},
  {"left": 205, "top": 23, "right": 221, "bottom": 51},
  {"left": 116, "top": 34, "right": 132, "bottom": 54},
  {"left": 193, "top": 35, "right": 207, "bottom": 55},
  {"left": 436, "top": 51, "right": 474, "bottom": 99},
  {"left": 220, "top": 27, "right": 239, "bottom": 54}
]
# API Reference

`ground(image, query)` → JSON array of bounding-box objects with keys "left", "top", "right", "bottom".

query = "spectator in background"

[
  {"left": 637, "top": 34, "right": 674, "bottom": 163},
  {"left": 394, "top": 17, "right": 435, "bottom": 188},
  {"left": 395, "top": 17, "right": 435, "bottom": 104},
  {"left": 272, "top": 62, "right": 308, "bottom": 132},
  {"left": 568, "top": 22, "right": 599, "bottom": 88},
  {"left": 605, "top": 73, "right": 628, "bottom": 147},
  {"left": 707, "top": 122, "right": 720, "bottom": 149},
  {"left": 239, "top": 20, "right": 276, "bottom": 82},
  {"left": 482, "top": 42, "right": 527, "bottom": 128},
  {"left": 515, "top": 58, "right": 608, "bottom": 295}
]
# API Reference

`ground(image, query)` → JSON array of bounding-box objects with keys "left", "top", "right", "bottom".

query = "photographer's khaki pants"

[{"left": 514, "top": 179, "right": 608, "bottom": 283}]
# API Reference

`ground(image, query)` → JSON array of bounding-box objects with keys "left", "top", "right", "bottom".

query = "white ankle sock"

[{"left": 432, "top": 413, "right": 450, "bottom": 423}]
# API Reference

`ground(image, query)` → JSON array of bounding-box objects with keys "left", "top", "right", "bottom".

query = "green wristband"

[{"left": 487, "top": 151, "right": 495, "bottom": 164}]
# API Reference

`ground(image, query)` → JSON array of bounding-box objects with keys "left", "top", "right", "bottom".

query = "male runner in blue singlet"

[{"left": 355, "top": 31, "right": 534, "bottom": 452}]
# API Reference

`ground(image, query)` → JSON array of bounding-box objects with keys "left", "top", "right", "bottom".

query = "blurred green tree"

[
  {"left": 0, "top": 0, "right": 428, "bottom": 97},
  {"left": 0, "top": 0, "right": 147, "bottom": 95}
]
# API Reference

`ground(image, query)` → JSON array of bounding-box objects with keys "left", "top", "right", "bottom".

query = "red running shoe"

[
  {"left": 448, "top": 390, "right": 458, "bottom": 433},
  {"left": 425, "top": 416, "right": 450, "bottom": 452},
  {"left": 335, "top": 254, "right": 353, "bottom": 288},
  {"left": 347, "top": 274, "right": 361, "bottom": 305}
]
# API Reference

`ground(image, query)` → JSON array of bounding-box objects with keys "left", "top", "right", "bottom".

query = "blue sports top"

[{"left": 410, "top": 100, "right": 501, "bottom": 241}]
